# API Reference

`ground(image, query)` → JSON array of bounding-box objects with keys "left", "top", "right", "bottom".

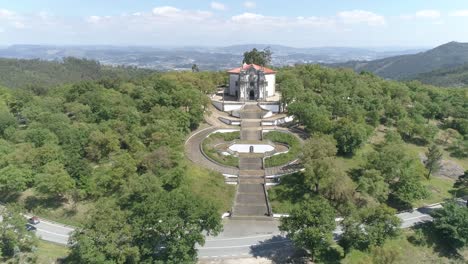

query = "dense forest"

[
  {"left": 414, "top": 63, "right": 468, "bottom": 87},
  {"left": 275, "top": 64, "right": 468, "bottom": 261},
  {"left": 0, "top": 57, "right": 156, "bottom": 89},
  {"left": 0, "top": 59, "right": 228, "bottom": 263}
]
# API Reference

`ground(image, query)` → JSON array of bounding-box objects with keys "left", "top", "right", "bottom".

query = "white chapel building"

[{"left": 227, "top": 63, "right": 276, "bottom": 101}]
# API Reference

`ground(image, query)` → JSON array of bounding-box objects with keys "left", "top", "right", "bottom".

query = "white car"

[{"left": 28, "top": 216, "right": 40, "bottom": 225}]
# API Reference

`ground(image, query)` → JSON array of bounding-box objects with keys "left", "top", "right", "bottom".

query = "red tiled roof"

[{"left": 227, "top": 63, "right": 276, "bottom": 74}]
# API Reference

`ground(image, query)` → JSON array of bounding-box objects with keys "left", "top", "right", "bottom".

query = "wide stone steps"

[
  {"left": 236, "top": 193, "right": 266, "bottom": 204},
  {"left": 240, "top": 104, "right": 265, "bottom": 119},
  {"left": 230, "top": 103, "right": 273, "bottom": 219},
  {"left": 238, "top": 183, "right": 264, "bottom": 193},
  {"left": 239, "top": 170, "right": 264, "bottom": 177},
  {"left": 241, "top": 111, "right": 263, "bottom": 119},
  {"left": 241, "top": 120, "right": 262, "bottom": 127},
  {"left": 240, "top": 179, "right": 264, "bottom": 184},
  {"left": 234, "top": 205, "right": 268, "bottom": 216},
  {"left": 229, "top": 215, "right": 274, "bottom": 221},
  {"left": 239, "top": 158, "right": 263, "bottom": 170},
  {"left": 240, "top": 129, "right": 262, "bottom": 141}
]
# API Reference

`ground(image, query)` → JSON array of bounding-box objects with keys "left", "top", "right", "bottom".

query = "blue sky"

[{"left": 1, "top": 0, "right": 468, "bottom": 47}]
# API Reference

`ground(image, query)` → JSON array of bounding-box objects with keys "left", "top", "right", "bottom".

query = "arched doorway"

[{"left": 249, "top": 90, "right": 255, "bottom": 100}]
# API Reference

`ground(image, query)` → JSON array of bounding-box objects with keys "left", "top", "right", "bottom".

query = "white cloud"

[
  {"left": 151, "top": 6, "right": 212, "bottom": 21},
  {"left": 0, "top": 6, "right": 390, "bottom": 46},
  {"left": 0, "top": 8, "right": 27, "bottom": 29},
  {"left": 415, "top": 9, "right": 441, "bottom": 19},
  {"left": 152, "top": 6, "right": 181, "bottom": 16},
  {"left": 13, "top": 21, "right": 25, "bottom": 28},
  {"left": 211, "top": 2, "right": 226, "bottom": 11},
  {"left": 231, "top": 12, "right": 264, "bottom": 22},
  {"left": 243, "top": 1, "right": 256, "bottom": 9},
  {"left": 449, "top": 10, "right": 468, "bottom": 17},
  {"left": 0, "top": 9, "right": 15, "bottom": 18},
  {"left": 86, "top": 15, "right": 102, "bottom": 24},
  {"left": 337, "top": 10, "right": 386, "bottom": 26}
]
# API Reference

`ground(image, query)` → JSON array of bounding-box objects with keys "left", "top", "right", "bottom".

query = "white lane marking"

[
  {"left": 205, "top": 234, "right": 279, "bottom": 242},
  {"left": 36, "top": 228, "right": 70, "bottom": 238},
  {"left": 200, "top": 239, "right": 290, "bottom": 249},
  {"left": 400, "top": 215, "right": 432, "bottom": 221},
  {"left": 39, "top": 222, "right": 75, "bottom": 231},
  {"left": 185, "top": 126, "right": 215, "bottom": 144}
]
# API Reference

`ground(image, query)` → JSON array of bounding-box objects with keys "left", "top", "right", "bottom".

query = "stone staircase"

[{"left": 231, "top": 104, "right": 272, "bottom": 220}]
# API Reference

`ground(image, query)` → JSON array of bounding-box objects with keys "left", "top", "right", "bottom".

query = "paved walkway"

[{"left": 185, "top": 126, "right": 239, "bottom": 176}]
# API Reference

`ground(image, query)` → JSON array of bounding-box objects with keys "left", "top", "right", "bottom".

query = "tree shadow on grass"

[
  {"left": 386, "top": 194, "right": 413, "bottom": 211},
  {"left": 24, "top": 195, "right": 65, "bottom": 211},
  {"left": 250, "top": 235, "right": 342, "bottom": 264},
  {"left": 250, "top": 235, "right": 308, "bottom": 263},
  {"left": 269, "top": 173, "right": 310, "bottom": 205},
  {"left": 0, "top": 192, "right": 22, "bottom": 204},
  {"left": 409, "top": 223, "right": 464, "bottom": 261}
]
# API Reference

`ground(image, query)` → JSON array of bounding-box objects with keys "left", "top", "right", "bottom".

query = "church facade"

[{"left": 227, "top": 64, "right": 276, "bottom": 101}]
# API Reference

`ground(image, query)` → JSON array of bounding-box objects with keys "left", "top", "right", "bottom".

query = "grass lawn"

[
  {"left": 405, "top": 142, "right": 468, "bottom": 170},
  {"left": 342, "top": 229, "right": 468, "bottom": 264},
  {"left": 36, "top": 240, "right": 69, "bottom": 263},
  {"left": 202, "top": 132, "right": 239, "bottom": 168},
  {"left": 335, "top": 143, "right": 374, "bottom": 172},
  {"left": 414, "top": 176, "right": 455, "bottom": 207},
  {"left": 185, "top": 163, "right": 236, "bottom": 214},
  {"left": 263, "top": 131, "right": 301, "bottom": 168},
  {"left": 15, "top": 189, "right": 92, "bottom": 227},
  {"left": 268, "top": 173, "right": 308, "bottom": 214}
]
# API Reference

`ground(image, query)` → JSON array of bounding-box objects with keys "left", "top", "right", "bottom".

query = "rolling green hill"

[
  {"left": 332, "top": 41, "right": 468, "bottom": 81},
  {"left": 0, "top": 57, "right": 154, "bottom": 89},
  {"left": 414, "top": 63, "right": 468, "bottom": 87}
]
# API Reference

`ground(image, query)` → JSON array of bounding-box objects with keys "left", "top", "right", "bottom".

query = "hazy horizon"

[
  {"left": 2, "top": 0, "right": 468, "bottom": 47},
  {"left": 0, "top": 43, "right": 432, "bottom": 51}
]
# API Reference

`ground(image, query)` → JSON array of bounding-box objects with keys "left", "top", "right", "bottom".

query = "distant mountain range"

[
  {"left": 0, "top": 44, "right": 425, "bottom": 71},
  {"left": 412, "top": 64, "right": 468, "bottom": 87},
  {"left": 4, "top": 42, "right": 468, "bottom": 87},
  {"left": 331, "top": 42, "right": 468, "bottom": 85}
]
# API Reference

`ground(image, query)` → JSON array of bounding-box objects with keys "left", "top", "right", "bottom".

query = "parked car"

[
  {"left": 28, "top": 216, "right": 40, "bottom": 225},
  {"left": 26, "top": 224, "right": 37, "bottom": 232}
]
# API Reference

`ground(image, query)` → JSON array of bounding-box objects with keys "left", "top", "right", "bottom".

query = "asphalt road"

[
  {"left": 32, "top": 218, "right": 74, "bottom": 245},
  {"left": 197, "top": 219, "right": 284, "bottom": 259},
  {"left": 197, "top": 203, "right": 446, "bottom": 259},
  {"left": 0, "top": 207, "right": 73, "bottom": 245},
  {"left": 0, "top": 202, "right": 459, "bottom": 258}
]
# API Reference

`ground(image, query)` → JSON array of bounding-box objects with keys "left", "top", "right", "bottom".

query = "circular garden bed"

[
  {"left": 263, "top": 131, "right": 301, "bottom": 168},
  {"left": 201, "top": 131, "right": 240, "bottom": 168}
]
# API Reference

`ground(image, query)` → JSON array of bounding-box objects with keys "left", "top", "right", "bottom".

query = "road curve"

[{"left": 185, "top": 126, "right": 240, "bottom": 176}]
